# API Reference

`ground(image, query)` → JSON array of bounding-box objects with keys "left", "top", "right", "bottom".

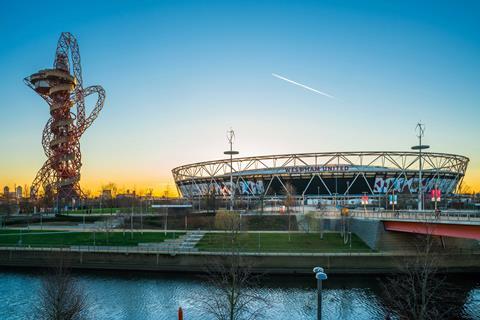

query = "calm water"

[{"left": 0, "top": 269, "right": 478, "bottom": 320}]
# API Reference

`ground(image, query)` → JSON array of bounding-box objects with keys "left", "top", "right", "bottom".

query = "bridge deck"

[{"left": 350, "top": 210, "right": 480, "bottom": 240}]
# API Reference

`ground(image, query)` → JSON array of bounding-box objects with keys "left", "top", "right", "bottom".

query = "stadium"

[{"left": 172, "top": 151, "right": 469, "bottom": 203}]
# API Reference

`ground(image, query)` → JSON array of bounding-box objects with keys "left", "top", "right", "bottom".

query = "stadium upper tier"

[{"left": 171, "top": 151, "right": 469, "bottom": 198}]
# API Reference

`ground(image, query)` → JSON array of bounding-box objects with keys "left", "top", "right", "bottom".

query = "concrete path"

[{"left": 137, "top": 230, "right": 206, "bottom": 252}]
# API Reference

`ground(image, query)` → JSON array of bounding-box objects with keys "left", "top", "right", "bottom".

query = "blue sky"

[{"left": 0, "top": 0, "right": 479, "bottom": 193}]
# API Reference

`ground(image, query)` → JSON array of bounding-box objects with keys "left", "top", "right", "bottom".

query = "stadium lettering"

[{"left": 285, "top": 165, "right": 350, "bottom": 173}]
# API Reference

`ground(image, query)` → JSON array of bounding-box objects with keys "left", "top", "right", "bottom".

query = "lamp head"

[
  {"left": 313, "top": 267, "right": 324, "bottom": 273},
  {"left": 315, "top": 272, "right": 328, "bottom": 281}
]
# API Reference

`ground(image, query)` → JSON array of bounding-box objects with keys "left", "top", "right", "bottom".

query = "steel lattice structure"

[
  {"left": 25, "top": 32, "right": 105, "bottom": 202},
  {"left": 172, "top": 151, "right": 469, "bottom": 198}
]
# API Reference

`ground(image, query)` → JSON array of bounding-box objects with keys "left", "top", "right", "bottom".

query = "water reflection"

[{"left": 0, "top": 269, "right": 477, "bottom": 320}]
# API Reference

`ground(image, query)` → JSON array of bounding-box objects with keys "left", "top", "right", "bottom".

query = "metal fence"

[
  {"left": 350, "top": 209, "right": 480, "bottom": 223},
  {"left": 0, "top": 244, "right": 479, "bottom": 256}
]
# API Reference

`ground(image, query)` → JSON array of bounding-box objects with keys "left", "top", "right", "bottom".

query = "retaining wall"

[{"left": 0, "top": 249, "right": 478, "bottom": 274}]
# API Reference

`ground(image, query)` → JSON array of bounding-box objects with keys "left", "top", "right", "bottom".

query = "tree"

[
  {"left": 82, "top": 189, "right": 92, "bottom": 202},
  {"left": 213, "top": 210, "right": 246, "bottom": 249},
  {"left": 36, "top": 263, "right": 89, "bottom": 320},
  {"left": 457, "top": 183, "right": 471, "bottom": 195},
  {"left": 101, "top": 182, "right": 118, "bottom": 197},
  {"left": 42, "top": 185, "right": 55, "bottom": 211},
  {"left": 206, "top": 185, "right": 217, "bottom": 214},
  {"left": 196, "top": 210, "right": 269, "bottom": 320},
  {"left": 196, "top": 254, "right": 269, "bottom": 320},
  {"left": 147, "top": 188, "right": 154, "bottom": 197},
  {"left": 282, "top": 182, "right": 296, "bottom": 213},
  {"left": 281, "top": 182, "right": 296, "bottom": 241},
  {"left": 381, "top": 232, "right": 467, "bottom": 319}
]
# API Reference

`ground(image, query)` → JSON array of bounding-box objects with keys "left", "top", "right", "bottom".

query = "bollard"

[{"left": 178, "top": 307, "right": 183, "bottom": 320}]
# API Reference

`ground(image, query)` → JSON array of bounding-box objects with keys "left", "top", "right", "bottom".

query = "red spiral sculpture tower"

[{"left": 25, "top": 32, "right": 105, "bottom": 205}]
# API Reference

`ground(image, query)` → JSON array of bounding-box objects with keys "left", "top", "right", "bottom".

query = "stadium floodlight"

[
  {"left": 224, "top": 128, "right": 239, "bottom": 211},
  {"left": 411, "top": 122, "right": 430, "bottom": 211}
]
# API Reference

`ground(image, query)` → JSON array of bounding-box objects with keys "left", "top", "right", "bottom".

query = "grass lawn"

[
  {"left": 0, "top": 230, "right": 183, "bottom": 247},
  {"left": 196, "top": 232, "right": 372, "bottom": 253}
]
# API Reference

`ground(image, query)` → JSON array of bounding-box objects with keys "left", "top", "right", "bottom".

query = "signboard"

[
  {"left": 285, "top": 165, "right": 350, "bottom": 174},
  {"left": 388, "top": 194, "right": 398, "bottom": 205},
  {"left": 431, "top": 189, "right": 441, "bottom": 202},
  {"left": 361, "top": 195, "right": 369, "bottom": 205}
]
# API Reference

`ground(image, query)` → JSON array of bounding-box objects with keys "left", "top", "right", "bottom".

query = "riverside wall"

[{"left": 0, "top": 248, "right": 479, "bottom": 274}]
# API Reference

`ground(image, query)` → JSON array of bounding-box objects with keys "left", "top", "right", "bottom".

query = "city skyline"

[{"left": 1, "top": 0, "right": 479, "bottom": 196}]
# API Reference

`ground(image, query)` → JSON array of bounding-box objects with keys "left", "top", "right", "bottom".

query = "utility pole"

[
  {"left": 411, "top": 122, "right": 429, "bottom": 211},
  {"left": 224, "top": 128, "right": 239, "bottom": 211},
  {"left": 130, "top": 193, "right": 134, "bottom": 239},
  {"left": 140, "top": 198, "right": 143, "bottom": 235}
]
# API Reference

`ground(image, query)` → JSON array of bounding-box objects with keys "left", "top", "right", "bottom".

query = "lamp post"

[
  {"left": 224, "top": 128, "right": 239, "bottom": 211},
  {"left": 313, "top": 266, "right": 328, "bottom": 320},
  {"left": 411, "top": 122, "right": 429, "bottom": 211}
]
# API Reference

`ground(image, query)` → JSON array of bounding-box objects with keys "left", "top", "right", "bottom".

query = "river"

[{"left": 0, "top": 269, "right": 478, "bottom": 319}]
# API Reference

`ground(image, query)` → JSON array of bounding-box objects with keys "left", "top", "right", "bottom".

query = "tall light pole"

[
  {"left": 313, "top": 266, "right": 328, "bottom": 320},
  {"left": 411, "top": 123, "right": 429, "bottom": 211},
  {"left": 224, "top": 128, "right": 239, "bottom": 211}
]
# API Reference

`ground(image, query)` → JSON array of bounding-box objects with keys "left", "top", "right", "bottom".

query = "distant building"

[
  {"left": 3, "top": 186, "right": 9, "bottom": 197},
  {"left": 116, "top": 193, "right": 135, "bottom": 199},
  {"left": 101, "top": 189, "right": 112, "bottom": 199},
  {"left": 16, "top": 186, "right": 22, "bottom": 199},
  {"left": 2, "top": 185, "right": 20, "bottom": 201}
]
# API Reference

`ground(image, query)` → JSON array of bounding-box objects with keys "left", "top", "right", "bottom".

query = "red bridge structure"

[
  {"left": 353, "top": 210, "right": 480, "bottom": 240},
  {"left": 25, "top": 32, "right": 105, "bottom": 206}
]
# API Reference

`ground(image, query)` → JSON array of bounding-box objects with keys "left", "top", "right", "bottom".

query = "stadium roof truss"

[{"left": 172, "top": 152, "right": 469, "bottom": 198}]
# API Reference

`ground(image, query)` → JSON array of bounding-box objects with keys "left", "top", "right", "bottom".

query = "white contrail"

[{"left": 272, "top": 73, "right": 335, "bottom": 99}]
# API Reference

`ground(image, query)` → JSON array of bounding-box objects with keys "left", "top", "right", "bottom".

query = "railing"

[
  {"left": 350, "top": 209, "right": 480, "bottom": 223},
  {"left": 0, "top": 244, "right": 479, "bottom": 256}
]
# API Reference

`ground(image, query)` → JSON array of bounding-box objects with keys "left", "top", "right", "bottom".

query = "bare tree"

[
  {"left": 457, "top": 183, "right": 472, "bottom": 195},
  {"left": 206, "top": 185, "right": 218, "bottom": 214},
  {"left": 36, "top": 263, "right": 89, "bottom": 320},
  {"left": 103, "top": 215, "right": 113, "bottom": 244},
  {"left": 42, "top": 185, "right": 55, "bottom": 211},
  {"left": 197, "top": 254, "right": 269, "bottom": 320},
  {"left": 214, "top": 210, "right": 243, "bottom": 236},
  {"left": 282, "top": 183, "right": 296, "bottom": 241},
  {"left": 304, "top": 212, "right": 324, "bottom": 239},
  {"left": 282, "top": 182, "right": 296, "bottom": 214},
  {"left": 381, "top": 232, "right": 466, "bottom": 319},
  {"left": 196, "top": 210, "right": 269, "bottom": 320},
  {"left": 82, "top": 189, "right": 92, "bottom": 199},
  {"left": 101, "top": 182, "right": 118, "bottom": 197}
]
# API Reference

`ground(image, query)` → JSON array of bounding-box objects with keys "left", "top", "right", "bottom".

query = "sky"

[{"left": 0, "top": 0, "right": 479, "bottom": 195}]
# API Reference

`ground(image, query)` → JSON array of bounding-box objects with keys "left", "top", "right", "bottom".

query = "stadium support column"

[
  {"left": 411, "top": 123, "right": 429, "bottom": 211},
  {"left": 224, "top": 128, "right": 239, "bottom": 211}
]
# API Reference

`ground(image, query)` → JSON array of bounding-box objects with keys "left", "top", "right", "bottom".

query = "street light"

[
  {"left": 313, "top": 266, "right": 328, "bottom": 320},
  {"left": 224, "top": 128, "right": 239, "bottom": 211},
  {"left": 411, "top": 122, "right": 429, "bottom": 211}
]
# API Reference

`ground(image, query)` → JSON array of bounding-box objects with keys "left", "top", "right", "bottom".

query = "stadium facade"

[{"left": 172, "top": 152, "right": 469, "bottom": 200}]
